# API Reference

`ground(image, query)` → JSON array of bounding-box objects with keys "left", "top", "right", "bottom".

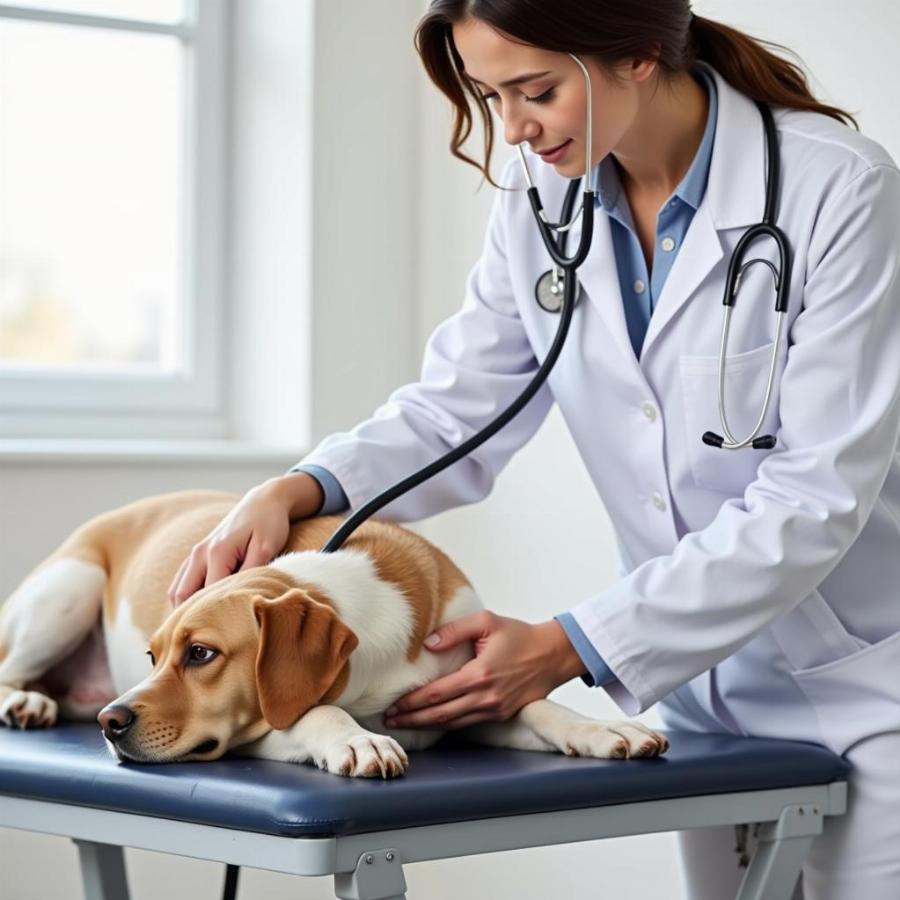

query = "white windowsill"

[{"left": 0, "top": 439, "right": 306, "bottom": 466}]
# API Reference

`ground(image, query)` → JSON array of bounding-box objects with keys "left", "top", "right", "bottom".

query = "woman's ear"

[{"left": 253, "top": 588, "right": 358, "bottom": 730}]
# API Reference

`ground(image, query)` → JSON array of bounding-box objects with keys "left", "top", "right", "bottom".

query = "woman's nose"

[{"left": 503, "top": 111, "right": 539, "bottom": 148}]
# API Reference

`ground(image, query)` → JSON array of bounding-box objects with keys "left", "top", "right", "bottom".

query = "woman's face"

[{"left": 451, "top": 17, "right": 653, "bottom": 178}]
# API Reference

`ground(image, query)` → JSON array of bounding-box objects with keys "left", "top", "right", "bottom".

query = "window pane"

[
  {"left": 0, "top": 1, "right": 187, "bottom": 25},
  {"left": 0, "top": 19, "right": 183, "bottom": 373}
]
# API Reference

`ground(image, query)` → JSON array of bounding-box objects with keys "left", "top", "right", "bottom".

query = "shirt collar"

[{"left": 592, "top": 64, "right": 718, "bottom": 215}]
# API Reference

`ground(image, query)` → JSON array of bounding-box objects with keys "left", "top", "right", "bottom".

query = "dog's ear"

[{"left": 253, "top": 588, "right": 358, "bottom": 729}]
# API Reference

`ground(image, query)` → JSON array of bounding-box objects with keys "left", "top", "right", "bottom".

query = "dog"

[{"left": 0, "top": 490, "right": 668, "bottom": 777}]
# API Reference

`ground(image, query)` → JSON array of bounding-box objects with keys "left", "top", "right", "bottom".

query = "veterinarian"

[{"left": 170, "top": 3, "right": 900, "bottom": 897}]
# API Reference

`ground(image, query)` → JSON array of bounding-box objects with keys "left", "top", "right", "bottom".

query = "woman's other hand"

[
  {"left": 383, "top": 612, "right": 588, "bottom": 730},
  {"left": 167, "top": 472, "right": 324, "bottom": 606}
]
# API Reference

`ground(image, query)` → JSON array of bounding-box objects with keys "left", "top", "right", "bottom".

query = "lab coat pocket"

[
  {"left": 679, "top": 341, "right": 779, "bottom": 494},
  {"left": 789, "top": 627, "right": 900, "bottom": 755}
]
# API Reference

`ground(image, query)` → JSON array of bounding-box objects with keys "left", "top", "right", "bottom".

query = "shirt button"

[
  {"left": 633, "top": 279, "right": 646, "bottom": 294},
  {"left": 661, "top": 236, "right": 676, "bottom": 252},
  {"left": 641, "top": 402, "right": 657, "bottom": 421},
  {"left": 652, "top": 492, "right": 667, "bottom": 511}
]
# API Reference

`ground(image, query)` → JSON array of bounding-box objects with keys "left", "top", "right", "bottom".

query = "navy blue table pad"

[{"left": 0, "top": 724, "right": 849, "bottom": 838}]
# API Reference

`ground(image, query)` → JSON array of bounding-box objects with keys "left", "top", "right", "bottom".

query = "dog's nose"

[{"left": 98, "top": 705, "right": 136, "bottom": 742}]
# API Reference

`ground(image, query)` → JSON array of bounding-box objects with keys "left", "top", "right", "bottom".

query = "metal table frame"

[{"left": 0, "top": 779, "right": 847, "bottom": 900}]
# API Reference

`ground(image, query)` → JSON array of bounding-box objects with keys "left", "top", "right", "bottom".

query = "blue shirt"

[
  {"left": 291, "top": 65, "right": 718, "bottom": 689},
  {"left": 600, "top": 64, "right": 718, "bottom": 361}
]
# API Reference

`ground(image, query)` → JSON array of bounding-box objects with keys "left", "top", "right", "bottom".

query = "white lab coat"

[{"left": 300, "top": 65, "right": 900, "bottom": 762}]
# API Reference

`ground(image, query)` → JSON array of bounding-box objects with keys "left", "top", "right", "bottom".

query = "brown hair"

[{"left": 414, "top": 1, "right": 859, "bottom": 188}]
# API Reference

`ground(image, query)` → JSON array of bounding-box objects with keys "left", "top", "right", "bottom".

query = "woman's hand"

[
  {"left": 167, "top": 472, "right": 324, "bottom": 606},
  {"left": 382, "top": 612, "right": 588, "bottom": 730}
]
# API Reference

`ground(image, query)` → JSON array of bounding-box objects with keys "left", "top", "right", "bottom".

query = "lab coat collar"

[
  {"left": 572, "top": 62, "right": 767, "bottom": 367},
  {"left": 699, "top": 60, "right": 767, "bottom": 231}
]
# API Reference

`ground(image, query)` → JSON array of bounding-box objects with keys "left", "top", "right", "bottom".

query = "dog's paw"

[
  {"left": 319, "top": 732, "right": 409, "bottom": 779},
  {"left": 556, "top": 720, "right": 669, "bottom": 760},
  {"left": 0, "top": 690, "right": 58, "bottom": 729}
]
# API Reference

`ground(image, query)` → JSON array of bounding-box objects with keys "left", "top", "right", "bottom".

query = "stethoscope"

[
  {"left": 531, "top": 74, "right": 791, "bottom": 453},
  {"left": 321, "top": 57, "right": 790, "bottom": 553}
]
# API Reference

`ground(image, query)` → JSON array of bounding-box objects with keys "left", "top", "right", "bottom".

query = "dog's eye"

[
  {"left": 146, "top": 650, "right": 156, "bottom": 666},
  {"left": 188, "top": 644, "right": 217, "bottom": 664}
]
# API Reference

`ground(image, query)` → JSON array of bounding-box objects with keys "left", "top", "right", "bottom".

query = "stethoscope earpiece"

[{"left": 703, "top": 431, "right": 777, "bottom": 450}]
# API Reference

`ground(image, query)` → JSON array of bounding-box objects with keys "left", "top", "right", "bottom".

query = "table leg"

[{"left": 73, "top": 840, "right": 130, "bottom": 900}]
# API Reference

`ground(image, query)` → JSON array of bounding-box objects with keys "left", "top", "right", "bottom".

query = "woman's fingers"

[
  {"left": 384, "top": 664, "right": 489, "bottom": 726},
  {"left": 167, "top": 556, "right": 191, "bottom": 605},
  {"left": 240, "top": 534, "right": 278, "bottom": 572},
  {"left": 170, "top": 549, "right": 209, "bottom": 606},
  {"left": 170, "top": 522, "right": 281, "bottom": 604},
  {"left": 167, "top": 480, "right": 297, "bottom": 606},
  {"left": 385, "top": 687, "right": 493, "bottom": 730},
  {"left": 203, "top": 538, "right": 244, "bottom": 588},
  {"left": 424, "top": 610, "right": 495, "bottom": 650}
]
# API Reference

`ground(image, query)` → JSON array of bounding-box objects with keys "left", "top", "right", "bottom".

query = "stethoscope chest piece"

[{"left": 535, "top": 267, "right": 582, "bottom": 313}]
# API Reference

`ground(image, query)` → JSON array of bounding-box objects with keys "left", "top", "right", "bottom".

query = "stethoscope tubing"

[
  {"left": 703, "top": 100, "right": 791, "bottom": 450},
  {"left": 527, "top": 186, "right": 595, "bottom": 270},
  {"left": 321, "top": 53, "right": 596, "bottom": 553},
  {"left": 320, "top": 246, "right": 580, "bottom": 553},
  {"left": 534, "top": 176, "right": 585, "bottom": 312}
]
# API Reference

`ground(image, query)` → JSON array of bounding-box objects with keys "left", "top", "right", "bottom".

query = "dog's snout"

[{"left": 98, "top": 704, "right": 136, "bottom": 742}]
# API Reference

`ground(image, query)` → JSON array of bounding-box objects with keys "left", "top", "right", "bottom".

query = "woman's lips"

[{"left": 536, "top": 139, "right": 573, "bottom": 163}]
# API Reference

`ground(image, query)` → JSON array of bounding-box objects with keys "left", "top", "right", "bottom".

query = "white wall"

[{"left": 2, "top": 1, "right": 900, "bottom": 898}]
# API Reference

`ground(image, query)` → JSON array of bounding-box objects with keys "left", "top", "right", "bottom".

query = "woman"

[{"left": 170, "top": 3, "right": 900, "bottom": 897}]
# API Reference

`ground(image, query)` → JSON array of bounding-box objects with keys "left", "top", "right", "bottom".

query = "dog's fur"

[{"left": 0, "top": 490, "right": 667, "bottom": 777}]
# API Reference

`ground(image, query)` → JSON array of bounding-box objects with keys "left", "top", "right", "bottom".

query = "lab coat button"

[
  {"left": 661, "top": 236, "right": 676, "bottom": 252},
  {"left": 652, "top": 493, "right": 667, "bottom": 511},
  {"left": 641, "top": 402, "right": 657, "bottom": 422}
]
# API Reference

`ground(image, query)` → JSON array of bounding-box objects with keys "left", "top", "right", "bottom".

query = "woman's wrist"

[
  {"left": 538, "top": 619, "right": 588, "bottom": 686},
  {"left": 263, "top": 471, "right": 324, "bottom": 519}
]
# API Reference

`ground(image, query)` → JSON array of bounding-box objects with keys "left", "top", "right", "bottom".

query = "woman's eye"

[
  {"left": 146, "top": 650, "right": 156, "bottom": 666},
  {"left": 479, "top": 87, "right": 555, "bottom": 105},
  {"left": 188, "top": 645, "right": 217, "bottom": 664},
  {"left": 525, "top": 87, "right": 555, "bottom": 104}
]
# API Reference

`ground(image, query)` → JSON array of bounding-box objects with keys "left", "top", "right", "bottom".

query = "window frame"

[{"left": 0, "top": 0, "right": 229, "bottom": 439}]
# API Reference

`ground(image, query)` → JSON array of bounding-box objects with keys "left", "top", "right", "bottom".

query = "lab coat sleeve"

[
  {"left": 293, "top": 160, "right": 554, "bottom": 521},
  {"left": 289, "top": 464, "right": 350, "bottom": 515},
  {"left": 569, "top": 162, "right": 900, "bottom": 716},
  {"left": 554, "top": 612, "right": 617, "bottom": 686}
]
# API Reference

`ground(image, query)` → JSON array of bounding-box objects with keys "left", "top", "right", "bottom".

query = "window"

[{"left": 0, "top": 1, "right": 228, "bottom": 439}]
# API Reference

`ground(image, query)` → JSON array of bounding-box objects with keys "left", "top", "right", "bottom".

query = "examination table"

[{"left": 0, "top": 723, "right": 849, "bottom": 900}]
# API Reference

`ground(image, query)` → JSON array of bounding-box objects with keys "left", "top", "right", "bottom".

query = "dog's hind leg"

[{"left": 0, "top": 557, "right": 107, "bottom": 728}]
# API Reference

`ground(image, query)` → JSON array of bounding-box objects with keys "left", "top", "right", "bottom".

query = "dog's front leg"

[
  {"left": 237, "top": 705, "right": 409, "bottom": 778},
  {"left": 464, "top": 699, "right": 669, "bottom": 759}
]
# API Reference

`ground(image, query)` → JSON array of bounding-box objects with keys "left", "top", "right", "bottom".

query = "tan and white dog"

[{"left": 0, "top": 490, "right": 668, "bottom": 777}]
